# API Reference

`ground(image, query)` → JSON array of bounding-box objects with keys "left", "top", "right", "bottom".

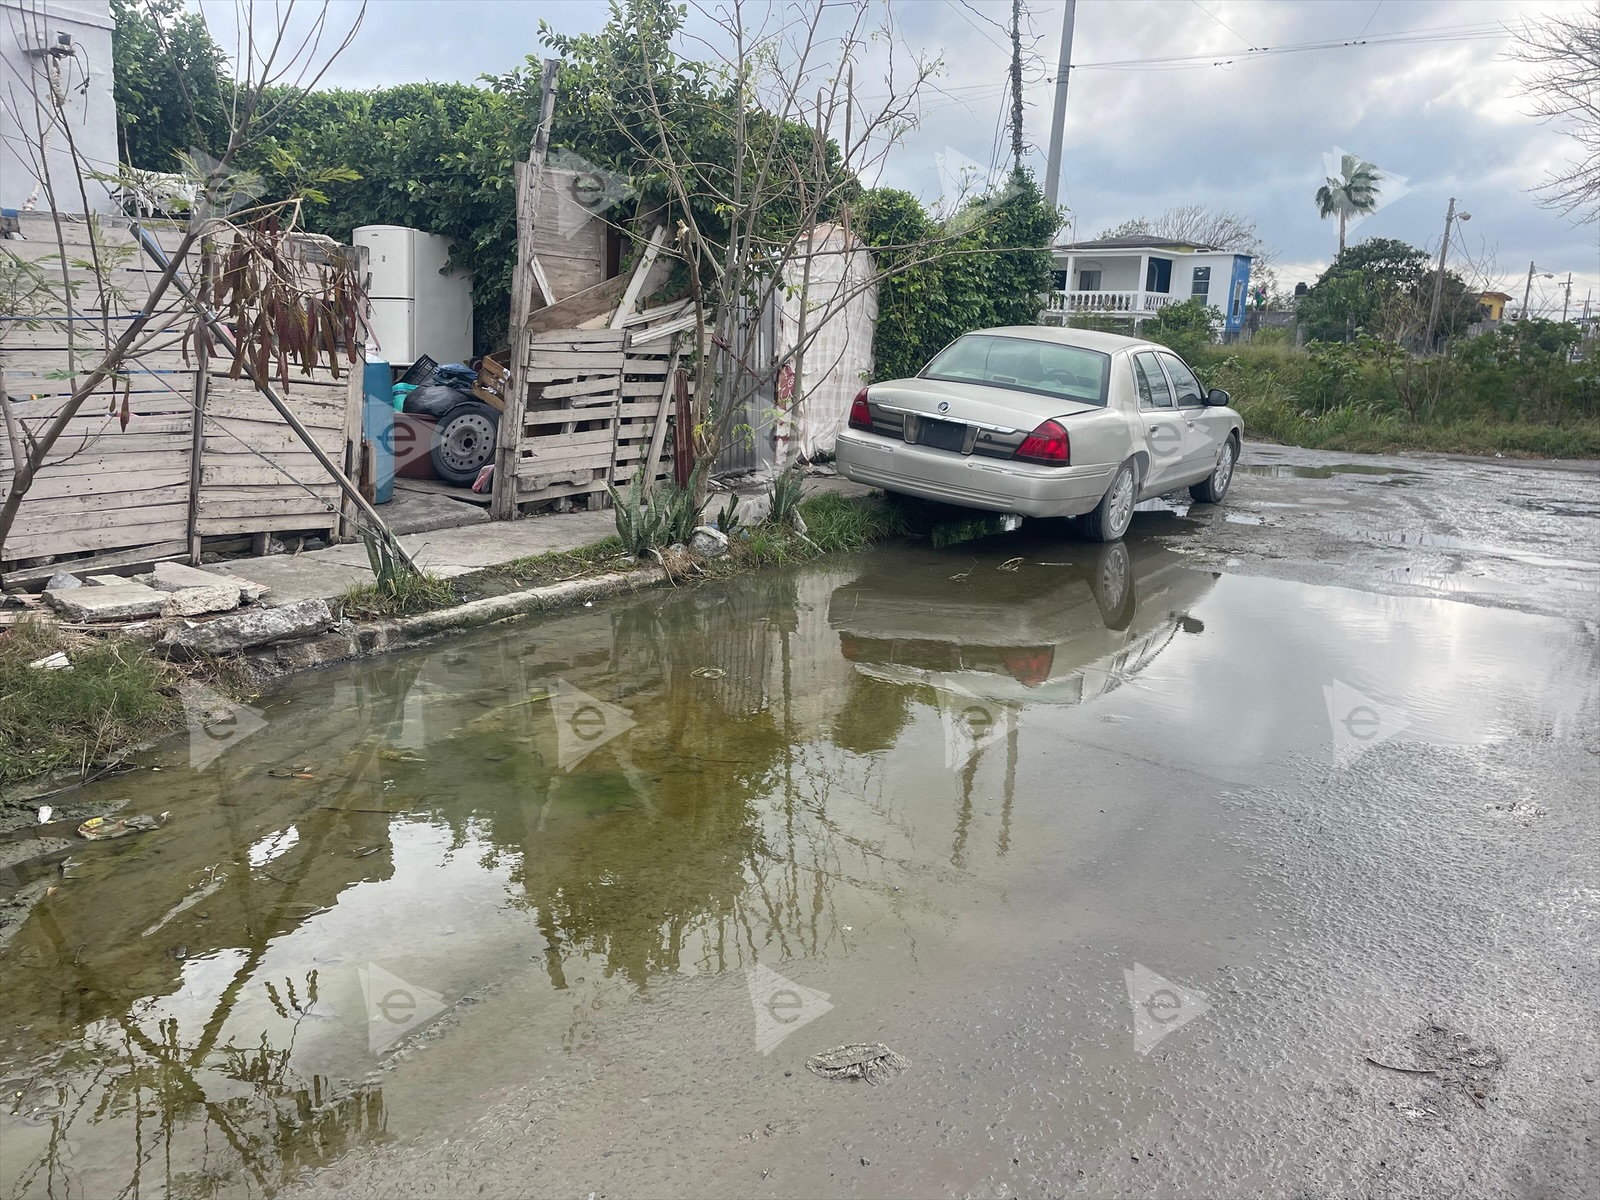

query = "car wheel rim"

[
  {"left": 1213, "top": 442, "right": 1235, "bottom": 495},
  {"left": 441, "top": 413, "right": 496, "bottom": 473},
  {"left": 1101, "top": 544, "right": 1130, "bottom": 607},
  {"left": 1108, "top": 469, "right": 1134, "bottom": 536}
]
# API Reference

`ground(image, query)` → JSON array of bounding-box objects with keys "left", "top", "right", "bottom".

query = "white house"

[
  {"left": 0, "top": 0, "right": 119, "bottom": 215},
  {"left": 1043, "top": 235, "right": 1253, "bottom": 337}
]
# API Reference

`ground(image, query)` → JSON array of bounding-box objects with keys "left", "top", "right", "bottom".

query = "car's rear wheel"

[
  {"left": 1190, "top": 435, "right": 1237, "bottom": 504},
  {"left": 1081, "top": 461, "right": 1137, "bottom": 543}
]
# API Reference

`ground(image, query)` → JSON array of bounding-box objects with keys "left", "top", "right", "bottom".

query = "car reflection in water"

[{"left": 829, "top": 537, "right": 1220, "bottom": 711}]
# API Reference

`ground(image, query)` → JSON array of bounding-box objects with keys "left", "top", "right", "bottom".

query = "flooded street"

[{"left": 2, "top": 445, "right": 1598, "bottom": 1199}]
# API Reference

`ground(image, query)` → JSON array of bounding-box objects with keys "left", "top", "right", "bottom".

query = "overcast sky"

[{"left": 201, "top": 0, "right": 1600, "bottom": 315}]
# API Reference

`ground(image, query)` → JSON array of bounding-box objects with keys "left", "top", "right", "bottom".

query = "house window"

[
  {"left": 1231, "top": 280, "right": 1245, "bottom": 317},
  {"left": 1145, "top": 258, "right": 1172, "bottom": 294},
  {"left": 1077, "top": 269, "right": 1102, "bottom": 291},
  {"left": 1052, "top": 270, "right": 1069, "bottom": 292},
  {"left": 1191, "top": 266, "right": 1211, "bottom": 299}
]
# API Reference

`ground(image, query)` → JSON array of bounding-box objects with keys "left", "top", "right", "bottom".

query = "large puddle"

[{"left": 2, "top": 530, "right": 1596, "bottom": 1197}]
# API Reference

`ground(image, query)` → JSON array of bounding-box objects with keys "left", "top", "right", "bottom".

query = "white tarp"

[{"left": 774, "top": 223, "right": 878, "bottom": 462}]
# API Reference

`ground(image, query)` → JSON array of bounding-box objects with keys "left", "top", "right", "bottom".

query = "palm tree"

[{"left": 1315, "top": 154, "right": 1382, "bottom": 254}]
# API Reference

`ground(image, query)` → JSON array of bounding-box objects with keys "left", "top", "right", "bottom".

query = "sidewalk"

[
  {"left": 211, "top": 505, "right": 617, "bottom": 606},
  {"left": 205, "top": 472, "right": 869, "bottom": 607}
]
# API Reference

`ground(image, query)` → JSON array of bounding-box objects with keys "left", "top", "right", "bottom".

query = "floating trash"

[{"left": 806, "top": 1043, "right": 910, "bottom": 1085}]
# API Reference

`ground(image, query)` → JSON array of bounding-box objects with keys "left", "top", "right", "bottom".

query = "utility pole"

[
  {"left": 1043, "top": 0, "right": 1077, "bottom": 212},
  {"left": 1561, "top": 271, "right": 1573, "bottom": 322},
  {"left": 1009, "top": 0, "right": 1025, "bottom": 174},
  {"left": 1520, "top": 260, "right": 1555, "bottom": 320},
  {"left": 1424, "top": 196, "right": 1468, "bottom": 348}
]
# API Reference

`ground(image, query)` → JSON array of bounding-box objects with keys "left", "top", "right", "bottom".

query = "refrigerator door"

[
  {"left": 367, "top": 297, "right": 415, "bottom": 365},
  {"left": 354, "top": 225, "right": 417, "bottom": 299}
]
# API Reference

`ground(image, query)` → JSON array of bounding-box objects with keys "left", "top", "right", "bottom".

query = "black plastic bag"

[{"left": 402, "top": 383, "right": 466, "bottom": 418}]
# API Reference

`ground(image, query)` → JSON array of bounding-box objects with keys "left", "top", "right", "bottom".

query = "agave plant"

[{"left": 768, "top": 463, "right": 806, "bottom": 530}]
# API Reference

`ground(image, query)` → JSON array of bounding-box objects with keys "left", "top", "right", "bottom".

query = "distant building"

[
  {"left": 1474, "top": 291, "right": 1513, "bottom": 322},
  {"left": 0, "top": 0, "right": 119, "bottom": 214},
  {"left": 1042, "top": 236, "right": 1253, "bottom": 337}
]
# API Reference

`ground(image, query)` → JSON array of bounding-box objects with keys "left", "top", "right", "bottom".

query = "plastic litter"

[
  {"left": 28, "top": 652, "right": 71, "bottom": 671},
  {"left": 78, "top": 812, "right": 168, "bottom": 841}
]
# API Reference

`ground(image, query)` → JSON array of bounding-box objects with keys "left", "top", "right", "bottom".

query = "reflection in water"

[{"left": 1, "top": 533, "right": 1595, "bottom": 1198}]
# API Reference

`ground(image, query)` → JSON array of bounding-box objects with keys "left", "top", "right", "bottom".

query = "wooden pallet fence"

[
  {"left": 0, "top": 213, "right": 363, "bottom": 565},
  {"left": 509, "top": 329, "right": 687, "bottom": 510}
]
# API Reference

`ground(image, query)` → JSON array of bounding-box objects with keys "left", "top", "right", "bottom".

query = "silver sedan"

[{"left": 835, "top": 325, "right": 1243, "bottom": 540}]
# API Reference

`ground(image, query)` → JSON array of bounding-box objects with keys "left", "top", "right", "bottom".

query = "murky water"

[
  {"left": 1236, "top": 463, "right": 1420, "bottom": 480},
  {"left": 2, "top": 529, "right": 1597, "bottom": 1198}
]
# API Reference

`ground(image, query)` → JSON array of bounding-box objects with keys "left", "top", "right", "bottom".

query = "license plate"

[{"left": 917, "top": 418, "right": 967, "bottom": 452}]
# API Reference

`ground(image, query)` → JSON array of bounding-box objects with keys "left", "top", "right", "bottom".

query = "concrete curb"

[
  {"left": 237, "top": 566, "right": 672, "bottom": 682},
  {"left": 399, "top": 568, "right": 671, "bottom": 638}
]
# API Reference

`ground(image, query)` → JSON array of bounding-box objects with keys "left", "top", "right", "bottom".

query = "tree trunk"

[{"left": 1338, "top": 210, "right": 1347, "bottom": 254}]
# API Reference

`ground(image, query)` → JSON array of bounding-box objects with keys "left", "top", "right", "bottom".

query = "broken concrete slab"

[
  {"left": 151, "top": 561, "right": 234, "bottom": 593},
  {"left": 161, "top": 583, "right": 243, "bottom": 618},
  {"left": 150, "top": 562, "right": 244, "bottom": 615},
  {"left": 45, "top": 582, "right": 167, "bottom": 622},
  {"left": 159, "top": 597, "right": 333, "bottom": 657},
  {"left": 86, "top": 575, "right": 127, "bottom": 587},
  {"left": 45, "top": 570, "right": 82, "bottom": 592}
]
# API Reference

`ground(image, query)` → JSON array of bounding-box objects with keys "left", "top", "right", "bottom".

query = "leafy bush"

[{"left": 1139, "top": 298, "right": 1223, "bottom": 362}]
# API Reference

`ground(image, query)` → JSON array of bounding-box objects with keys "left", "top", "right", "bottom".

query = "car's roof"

[{"left": 968, "top": 325, "right": 1159, "bottom": 355}]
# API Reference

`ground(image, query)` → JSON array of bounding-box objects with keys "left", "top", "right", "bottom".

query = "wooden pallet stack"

[{"left": 509, "top": 328, "right": 682, "bottom": 510}]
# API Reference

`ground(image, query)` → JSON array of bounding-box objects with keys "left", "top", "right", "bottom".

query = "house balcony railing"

[{"left": 1045, "top": 290, "right": 1181, "bottom": 316}]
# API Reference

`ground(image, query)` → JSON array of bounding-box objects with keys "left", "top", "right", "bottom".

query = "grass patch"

[
  {"left": 339, "top": 570, "right": 461, "bottom": 617},
  {"left": 1235, "top": 395, "right": 1600, "bottom": 458},
  {"left": 736, "top": 492, "right": 911, "bottom": 567},
  {"left": 482, "top": 536, "right": 630, "bottom": 585},
  {"left": 0, "top": 620, "right": 179, "bottom": 790}
]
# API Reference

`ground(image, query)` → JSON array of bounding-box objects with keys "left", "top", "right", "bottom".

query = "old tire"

[
  {"left": 1081, "top": 461, "right": 1137, "bottom": 543},
  {"left": 1189, "top": 434, "right": 1238, "bottom": 504},
  {"left": 432, "top": 400, "right": 499, "bottom": 486}
]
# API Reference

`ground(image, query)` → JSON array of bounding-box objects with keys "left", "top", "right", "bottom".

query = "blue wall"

[{"left": 1224, "top": 255, "right": 1252, "bottom": 333}]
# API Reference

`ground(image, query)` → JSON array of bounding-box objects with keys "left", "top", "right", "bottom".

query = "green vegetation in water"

[
  {"left": 488, "top": 537, "right": 629, "bottom": 585},
  {"left": 339, "top": 570, "right": 460, "bottom": 617},
  {"left": 0, "top": 620, "right": 178, "bottom": 789}
]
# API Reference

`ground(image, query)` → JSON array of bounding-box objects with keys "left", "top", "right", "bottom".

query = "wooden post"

[
  {"left": 185, "top": 342, "right": 209, "bottom": 564},
  {"left": 491, "top": 58, "right": 560, "bottom": 522},
  {"left": 640, "top": 335, "right": 681, "bottom": 495},
  {"left": 672, "top": 367, "right": 693, "bottom": 487}
]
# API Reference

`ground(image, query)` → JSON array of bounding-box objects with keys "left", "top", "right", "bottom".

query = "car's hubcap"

[
  {"left": 1108, "top": 469, "right": 1134, "bottom": 535},
  {"left": 1213, "top": 442, "right": 1235, "bottom": 495}
]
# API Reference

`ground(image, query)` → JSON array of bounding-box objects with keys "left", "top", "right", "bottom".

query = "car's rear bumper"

[{"left": 835, "top": 430, "right": 1115, "bottom": 518}]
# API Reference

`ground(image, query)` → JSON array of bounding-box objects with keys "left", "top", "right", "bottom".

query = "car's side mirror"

[{"left": 1205, "top": 387, "right": 1231, "bottom": 407}]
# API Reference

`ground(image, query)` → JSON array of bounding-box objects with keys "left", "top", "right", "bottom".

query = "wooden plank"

[
  {"left": 529, "top": 327, "right": 628, "bottom": 347},
  {"left": 5, "top": 516, "right": 189, "bottom": 558},
  {"left": 10, "top": 482, "right": 192, "bottom": 516},
  {"left": 200, "top": 458, "right": 343, "bottom": 486},
  {"left": 609, "top": 226, "right": 667, "bottom": 329},
  {"left": 0, "top": 465, "right": 191, "bottom": 501},
  {"left": 196, "top": 513, "right": 340, "bottom": 536},
  {"left": 524, "top": 427, "right": 617, "bottom": 451},
  {"left": 524, "top": 274, "right": 634, "bottom": 336},
  {"left": 524, "top": 350, "right": 627, "bottom": 372},
  {"left": 2, "top": 540, "right": 189, "bottom": 587},
  {"left": 198, "top": 496, "right": 341, "bottom": 519}
]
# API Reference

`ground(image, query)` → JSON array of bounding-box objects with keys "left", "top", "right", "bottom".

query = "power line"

[{"left": 1070, "top": 21, "right": 1506, "bottom": 73}]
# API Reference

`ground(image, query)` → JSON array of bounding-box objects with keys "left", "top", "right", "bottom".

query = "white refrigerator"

[{"left": 353, "top": 225, "right": 473, "bottom": 366}]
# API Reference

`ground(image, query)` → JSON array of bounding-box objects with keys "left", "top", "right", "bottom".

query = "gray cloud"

[{"left": 199, "top": 0, "right": 1599, "bottom": 311}]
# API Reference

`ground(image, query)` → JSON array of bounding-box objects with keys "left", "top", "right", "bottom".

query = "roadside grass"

[
  {"left": 485, "top": 536, "right": 629, "bottom": 585},
  {"left": 736, "top": 492, "right": 911, "bottom": 567},
  {"left": 0, "top": 620, "right": 179, "bottom": 790},
  {"left": 339, "top": 570, "right": 461, "bottom": 617},
  {"left": 1235, "top": 395, "right": 1600, "bottom": 458}
]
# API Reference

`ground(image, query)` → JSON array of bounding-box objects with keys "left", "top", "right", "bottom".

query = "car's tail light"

[
  {"left": 1014, "top": 419, "right": 1070, "bottom": 465},
  {"left": 848, "top": 389, "right": 873, "bottom": 432},
  {"left": 1001, "top": 646, "right": 1055, "bottom": 688}
]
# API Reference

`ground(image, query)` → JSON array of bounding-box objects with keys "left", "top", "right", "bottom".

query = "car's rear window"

[{"left": 921, "top": 334, "right": 1110, "bottom": 407}]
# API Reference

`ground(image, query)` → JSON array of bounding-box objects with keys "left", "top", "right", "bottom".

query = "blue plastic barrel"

[{"left": 362, "top": 359, "right": 395, "bottom": 504}]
